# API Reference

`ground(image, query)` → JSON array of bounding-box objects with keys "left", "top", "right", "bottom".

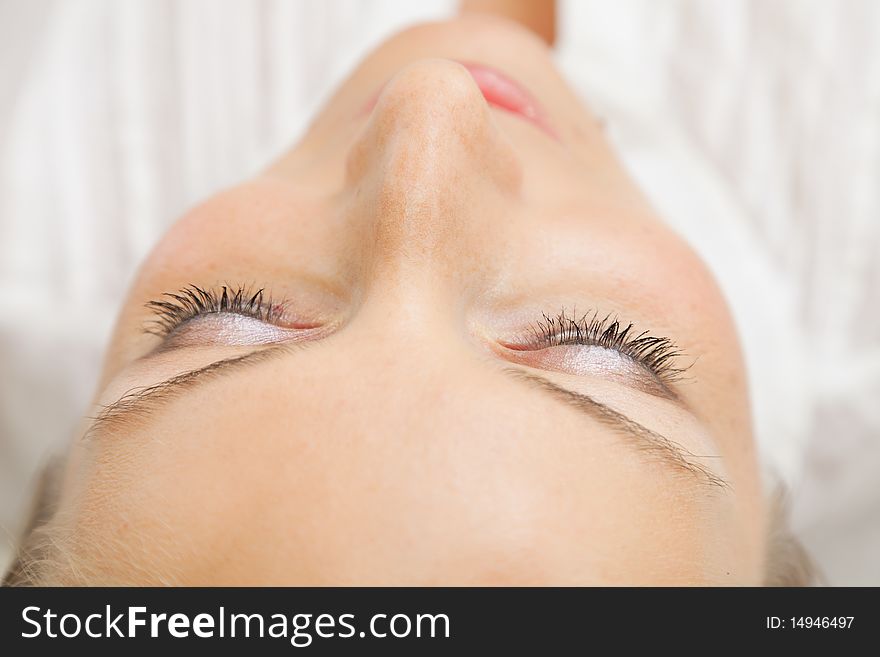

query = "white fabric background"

[{"left": 1, "top": 0, "right": 878, "bottom": 584}]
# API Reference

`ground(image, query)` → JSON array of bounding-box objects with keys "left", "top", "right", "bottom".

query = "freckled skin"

[{"left": 48, "top": 15, "right": 765, "bottom": 585}]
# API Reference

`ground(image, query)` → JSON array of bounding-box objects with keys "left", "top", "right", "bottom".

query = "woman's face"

[{"left": 55, "top": 16, "right": 765, "bottom": 584}]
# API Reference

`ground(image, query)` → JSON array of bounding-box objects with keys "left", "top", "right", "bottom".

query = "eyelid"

[
  {"left": 143, "top": 284, "right": 328, "bottom": 348},
  {"left": 500, "top": 310, "right": 689, "bottom": 385},
  {"left": 497, "top": 343, "right": 682, "bottom": 403},
  {"left": 145, "top": 284, "right": 315, "bottom": 337},
  {"left": 149, "top": 313, "right": 321, "bottom": 353}
]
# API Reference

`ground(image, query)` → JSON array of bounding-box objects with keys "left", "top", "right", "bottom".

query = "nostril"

[
  {"left": 357, "top": 59, "right": 480, "bottom": 118},
  {"left": 345, "top": 59, "right": 522, "bottom": 195},
  {"left": 369, "top": 59, "right": 490, "bottom": 135},
  {"left": 358, "top": 59, "right": 556, "bottom": 140}
]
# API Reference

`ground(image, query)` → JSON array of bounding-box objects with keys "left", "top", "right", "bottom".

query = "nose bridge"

[{"left": 346, "top": 59, "right": 522, "bottom": 276}]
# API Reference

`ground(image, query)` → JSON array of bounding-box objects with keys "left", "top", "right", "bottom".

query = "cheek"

[{"left": 136, "top": 179, "right": 332, "bottom": 280}]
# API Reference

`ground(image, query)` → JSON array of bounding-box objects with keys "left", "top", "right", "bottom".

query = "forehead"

[{"left": 66, "top": 342, "right": 745, "bottom": 585}]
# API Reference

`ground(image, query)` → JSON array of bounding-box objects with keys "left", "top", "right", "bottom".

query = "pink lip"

[
  {"left": 456, "top": 61, "right": 557, "bottom": 139},
  {"left": 360, "top": 60, "right": 557, "bottom": 140}
]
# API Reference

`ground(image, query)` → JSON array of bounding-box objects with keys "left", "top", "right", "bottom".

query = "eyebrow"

[
  {"left": 87, "top": 344, "right": 728, "bottom": 490},
  {"left": 502, "top": 369, "right": 728, "bottom": 489},
  {"left": 86, "top": 344, "right": 295, "bottom": 440}
]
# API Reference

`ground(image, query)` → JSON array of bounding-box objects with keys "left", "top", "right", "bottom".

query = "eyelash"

[
  {"left": 145, "top": 284, "right": 285, "bottom": 337},
  {"left": 145, "top": 287, "right": 688, "bottom": 381},
  {"left": 528, "top": 310, "right": 688, "bottom": 382}
]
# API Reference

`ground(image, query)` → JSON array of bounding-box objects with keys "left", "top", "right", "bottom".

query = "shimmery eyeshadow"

[
  {"left": 502, "top": 344, "right": 678, "bottom": 401},
  {"left": 159, "top": 313, "right": 306, "bottom": 349}
]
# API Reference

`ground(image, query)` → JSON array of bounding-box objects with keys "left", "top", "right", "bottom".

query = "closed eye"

[
  {"left": 144, "top": 284, "right": 290, "bottom": 337},
  {"left": 498, "top": 309, "right": 691, "bottom": 400}
]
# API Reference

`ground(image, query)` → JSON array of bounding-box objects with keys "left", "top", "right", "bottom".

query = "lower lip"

[{"left": 360, "top": 61, "right": 557, "bottom": 139}]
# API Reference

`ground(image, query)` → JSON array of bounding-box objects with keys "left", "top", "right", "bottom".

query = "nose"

[{"left": 345, "top": 59, "right": 522, "bottom": 275}]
